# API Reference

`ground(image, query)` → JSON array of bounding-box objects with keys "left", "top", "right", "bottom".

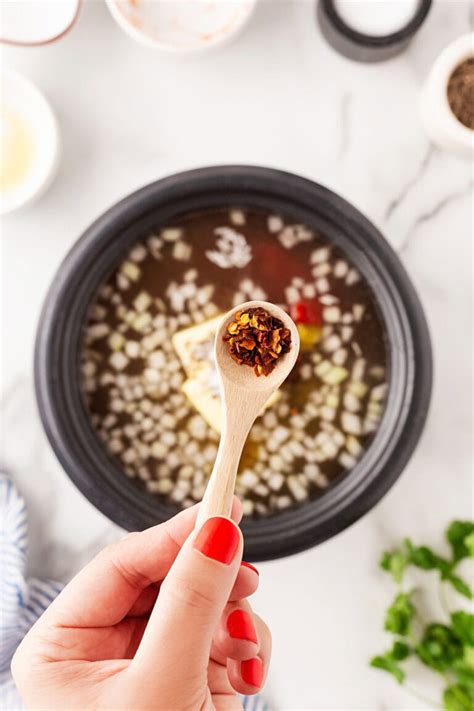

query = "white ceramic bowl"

[
  {"left": 0, "top": 0, "right": 81, "bottom": 46},
  {"left": 420, "top": 33, "right": 474, "bottom": 158},
  {"left": 105, "top": 0, "right": 257, "bottom": 54},
  {"left": 1, "top": 70, "right": 60, "bottom": 215}
]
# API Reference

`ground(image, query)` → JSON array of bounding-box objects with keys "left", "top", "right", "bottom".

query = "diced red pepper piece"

[{"left": 290, "top": 300, "right": 323, "bottom": 326}]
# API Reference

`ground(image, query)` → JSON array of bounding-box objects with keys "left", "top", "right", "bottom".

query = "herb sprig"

[{"left": 371, "top": 520, "right": 474, "bottom": 711}]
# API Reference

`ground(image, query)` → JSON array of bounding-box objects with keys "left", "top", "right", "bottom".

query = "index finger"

[{"left": 41, "top": 498, "right": 243, "bottom": 629}]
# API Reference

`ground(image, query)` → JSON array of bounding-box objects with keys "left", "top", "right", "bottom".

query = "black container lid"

[{"left": 317, "top": 0, "right": 432, "bottom": 63}]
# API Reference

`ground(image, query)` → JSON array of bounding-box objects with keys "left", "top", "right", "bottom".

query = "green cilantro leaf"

[
  {"left": 384, "top": 592, "right": 415, "bottom": 636},
  {"left": 370, "top": 655, "right": 405, "bottom": 684},
  {"left": 370, "top": 641, "right": 411, "bottom": 684},
  {"left": 443, "top": 684, "right": 473, "bottom": 711},
  {"left": 380, "top": 550, "right": 407, "bottom": 584},
  {"left": 404, "top": 539, "right": 451, "bottom": 575},
  {"left": 404, "top": 539, "right": 472, "bottom": 599},
  {"left": 416, "top": 623, "right": 464, "bottom": 672},
  {"left": 451, "top": 612, "right": 474, "bottom": 646},
  {"left": 447, "top": 522, "right": 474, "bottom": 562},
  {"left": 392, "top": 641, "right": 411, "bottom": 660},
  {"left": 464, "top": 532, "right": 474, "bottom": 558},
  {"left": 447, "top": 575, "right": 473, "bottom": 601},
  {"left": 453, "top": 659, "right": 474, "bottom": 695},
  {"left": 371, "top": 521, "right": 474, "bottom": 708}
]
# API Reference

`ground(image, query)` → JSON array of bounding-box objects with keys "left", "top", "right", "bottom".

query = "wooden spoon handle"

[
  {"left": 195, "top": 393, "right": 266, "bottom": 528},
  {"left": 195, "top": 372, "right": 275, "bottom": 527},
  {"left": 196, "top": 424, "right": 249, "bottom": 527}
]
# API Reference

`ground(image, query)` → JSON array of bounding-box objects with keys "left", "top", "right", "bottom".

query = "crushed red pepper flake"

[{"left": 223, "top": 307, "right": 292, "bottom": 377}]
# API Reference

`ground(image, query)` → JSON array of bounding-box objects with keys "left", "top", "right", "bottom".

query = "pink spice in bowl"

[{"left": 105, "top": 0, "right": 257, "bottom": 53}]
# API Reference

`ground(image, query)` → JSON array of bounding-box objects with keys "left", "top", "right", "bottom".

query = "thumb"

[{"left": 133, "top": 516, "right": 243, "bottom": 679}]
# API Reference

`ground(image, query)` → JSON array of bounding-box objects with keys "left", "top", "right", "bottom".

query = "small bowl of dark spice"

[
  {"left": 421, "top": 33, "right": 474, "bottom": 157},
  {"left": 447, "top": 57, "right": 474, "bottom": 131}
]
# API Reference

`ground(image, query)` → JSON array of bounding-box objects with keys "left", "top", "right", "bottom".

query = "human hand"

[{"left": 11, "top": 499, "right": 271, "bottom": 710}]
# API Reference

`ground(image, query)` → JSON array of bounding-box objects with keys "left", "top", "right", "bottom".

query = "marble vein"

[
  {"left": 384, "top": 144, "right": 434, "bottom": 221},
  {"left": 338, "top": 92, "right": 353, "bottom": 159},
  {"left": 400, "top": 179, "right": 474, "bottom": 252}
]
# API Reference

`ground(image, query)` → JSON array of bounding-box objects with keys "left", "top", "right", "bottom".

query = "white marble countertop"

[{"left": 1, "top": 2, "right": 472, "bottom": 709}]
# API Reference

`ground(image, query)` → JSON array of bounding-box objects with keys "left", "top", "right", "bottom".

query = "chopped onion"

[
  {"left": 287, "top": 476, "right": 308, "bottom": 501},
  {"left": 341, "top": 412, "right": 362, "bottom": 435},
  {"left": 353, "top": 304, "right": 365, "bottom": 321},
  {"left": 339, "top": 451, "right": 357, "bottom": 469},
  {"left": 346, "top": 435, "right": 362, "bottom": 457},
  {"left": 312, "top": 262, "right": 331, "bottom": 277},
  {"left": 147, "top": 479, "right": 174, "bottom": 494},
  {"left": 242, "top": 499, "right": 254, "bottom": 515},
  {"left": 316, "top": 277, "right": 330, "bottom": 293},
  {"left": 121, "top": 261, "right": 141, "bottom": 282},
  {"left": 285, "top": 285, "right": 300, "bottom": 304},
  {"left": 334, "top": 260, "right": 348, "bottom": 278},
  {"left": 323, "top": 306, "right": 341, "bottom": 323},
  {"left": 269, "top": 473, "right": 285, "bottom": 491},
  {"left": 133, "top": 291, "right": 152, "bottom": 313},
  {"left": 255, "top": 483, "right": 269, "bottom": 497},
  {"left": 230, "top": 209, "right": 246, "bottom": 226},
  {"left": 110, "top": 351, "right": 129, "bottom": 371},
  {"left": 303, "top": 283, "right": 316, "bottom": 298},
  {"left": 343, "top": 392, "right": 361, "bottom": 412},
  {"left": 341, "top": 326, "right": 354, "bottom": 343},
  {"left": 323, "top": 365, "right": 349, "bottom": 385},
  {"left": 323, "top": 334, "right": 342, "bottom": 353},
  {"left": 348, "top": 381, "right": 368, "bottom": 398},
  {"left": 332, "top": 348, "right": 348, "bottom": 366},
  {"left": 320, "top": 405, "right": 336, "bottom": 421},
  {"left": 346, "top": 269, "right": 360, "bottom": 285},
  {"left": 161, "top": 227, "right": 183, "bottom": 242},
  {"left": 371, "top": 383, "right": 388, "bottom": 401},
  {"left": 268, "top": 215, "right": 283, "bottom": 233},
  {"left": 319, "top": 294, "right": 339, "bottom": 305},
  {"left": 108, "top": 332, "right": 125, "bottom": 352},
  {"left": 310, "top": 247, "right": 330, "bottom": 264},
  {"left": 369, "top": 365, "right": 386, "bottom": 380},
  {"left": 276, "top": 496, "right": 292, "bottom": 510},
  {"left": 352, "top": 358, "right": 366, "bottom": 382}
]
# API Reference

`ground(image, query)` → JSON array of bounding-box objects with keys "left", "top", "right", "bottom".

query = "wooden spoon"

[{"left": 196, "top": 301, "right": 300, "bottom": 527}]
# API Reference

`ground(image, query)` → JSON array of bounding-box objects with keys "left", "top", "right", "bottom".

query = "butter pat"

[
  {"left": 173, "top": 315, "right": 280, "bottom": 433},
  {"left": 172, "top": 315, "right": 223, "bottom": 379}
]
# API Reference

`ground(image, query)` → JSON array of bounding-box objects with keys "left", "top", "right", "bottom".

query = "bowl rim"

[
  {"left": 319, "top": 0, "right": 432, "bottom": 47},
  {"left": 104, "top": 0, "right": 257, "bottom": 54},
  {"left": 34, "top": 165, "right": 433, "bottom": 561},
  {"left": 1, "top": 69, "right": 60, "bottom": 215}
]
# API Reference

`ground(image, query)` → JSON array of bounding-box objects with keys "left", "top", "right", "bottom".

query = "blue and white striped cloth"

[
  {"left": 0, "top": 473, "right": 269, "bottom": 710},
  {"left": 0, "top": 473, "right": 63, "bottom": 709}
]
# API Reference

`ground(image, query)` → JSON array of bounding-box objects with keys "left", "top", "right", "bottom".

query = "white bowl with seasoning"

[
  {"left": 105, "top": 0, "right": 257, "bottom": 54},
  {"left": 1, "top": 70, "right": 60, "bottom": 215},
  {"left": 420, "top": 33, "right": 474, "bottom": 158}
]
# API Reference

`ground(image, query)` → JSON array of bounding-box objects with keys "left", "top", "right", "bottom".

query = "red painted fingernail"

[
  {"left": 241, "top": 657, "right": 263, "bottom": 687},
  {"left": 241, "top": 561, "right": 259, "bottom": 576},
  {"left": 194, "top": 517, "right": 240, "bottom": 564},
  {"left": 227, "top": 609, "right": 258, "bottom": 643}
]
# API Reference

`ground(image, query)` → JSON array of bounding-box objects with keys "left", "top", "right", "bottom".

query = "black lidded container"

[
  {"left": 317, "top": 0, "right": 432, "bottom": 63},
  {"left": 34, "top": 166, "right": 433, "bottom": 561}
]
